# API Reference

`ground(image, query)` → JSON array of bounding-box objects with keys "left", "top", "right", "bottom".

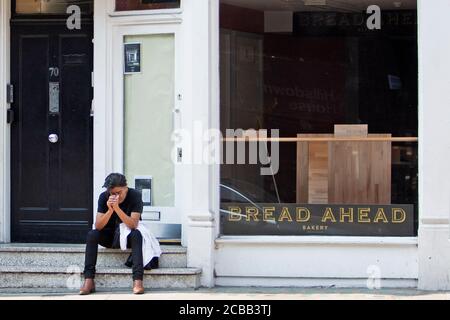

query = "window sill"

[
  {"left": 109, "top": 8, "right": 182, "bottom": 17},
  {"left": 215, "top": 236, "right": 418, "bottom": 246}
]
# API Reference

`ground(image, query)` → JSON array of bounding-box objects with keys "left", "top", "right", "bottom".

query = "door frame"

[
  {"left": 0, "top": 0, "right": 12, "bottom": 243},
  {"left": 0, "top": 0, "right": 107, "bottom": 243},
  {"left": 111, "top": 21, "right": 184, "bottom": 237}
]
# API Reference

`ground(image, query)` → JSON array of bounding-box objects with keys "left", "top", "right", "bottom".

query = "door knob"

[{"left": 48, "top": 134, "right": 59, "bottom": 144}]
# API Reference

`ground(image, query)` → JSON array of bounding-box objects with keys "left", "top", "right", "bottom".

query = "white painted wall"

[
  {"left": 0, "top": 0, "right": 11, "bottom": 243},
  {"left": 96, "top": 0, "right": 217, "bottom": 286},
  {"left": 215, "top": 237, "right": 418, "bottom": 288},
  {"left": 183, "top": 0, "right": 216, "bottom": 287},
  {"left": 97, "top": 1, "right": 186, "bottom": 231},
  {"left": 92, "top": 0, "right": 110, "bottom": 229},
  {"left": 417, "top": 0, "right": 450, "bottom": 290}
]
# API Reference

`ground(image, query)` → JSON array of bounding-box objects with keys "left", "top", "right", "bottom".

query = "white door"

[{"left": 112, "top": 24, "right": 182, "bottom": 242}]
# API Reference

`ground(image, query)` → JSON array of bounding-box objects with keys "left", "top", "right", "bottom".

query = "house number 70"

[{"left": 49, "top": 67, "right": 60, "bottom": 78}]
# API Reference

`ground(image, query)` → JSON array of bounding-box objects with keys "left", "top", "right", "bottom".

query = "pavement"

[{"left": 0, "top": 287, "right": 449, "bottom": 300}]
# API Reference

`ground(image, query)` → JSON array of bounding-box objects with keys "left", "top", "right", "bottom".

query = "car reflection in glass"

[{"left": 220, "top": 178, "right": 284, "bottom": 235}]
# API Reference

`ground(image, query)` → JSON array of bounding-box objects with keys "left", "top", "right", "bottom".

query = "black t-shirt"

[{"left": 97, "top": 188, "right": 143, "bottom": 230}]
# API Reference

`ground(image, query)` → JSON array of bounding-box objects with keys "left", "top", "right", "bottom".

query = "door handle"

[{"left": 48, "top": 134, "right": 59, "bottom": 144}]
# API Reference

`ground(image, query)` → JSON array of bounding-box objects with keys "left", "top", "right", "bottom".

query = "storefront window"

[
  {"left": 116, "top": 0, "right": 180, "bottom": 11},
  {"left": 14, "top": 0, "right": 93, "bottom": 14},
  {"left": 220, "top": 0, "right": 418, "bottom": 237}
]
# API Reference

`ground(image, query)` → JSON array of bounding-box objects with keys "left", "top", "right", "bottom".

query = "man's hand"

[{"left": 107, "top": 195, "right": 119, "bottom": 211}]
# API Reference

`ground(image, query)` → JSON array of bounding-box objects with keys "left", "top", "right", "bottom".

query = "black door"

[{"left": 11, "top": 20, "right": 93, "bottom": 243}]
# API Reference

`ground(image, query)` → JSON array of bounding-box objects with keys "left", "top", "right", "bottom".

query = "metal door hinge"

[{"left": 177, "top": 147, "right": 183, "bottom": 163}]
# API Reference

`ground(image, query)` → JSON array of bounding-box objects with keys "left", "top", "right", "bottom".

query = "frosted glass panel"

[{"left": 124, "top": 34, "right": 175, "bottom": 207}]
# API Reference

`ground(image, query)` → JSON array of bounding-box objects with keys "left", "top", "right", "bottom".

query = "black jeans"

[{"left": 83, "top": 228, "right": 144, "bottom": 281}]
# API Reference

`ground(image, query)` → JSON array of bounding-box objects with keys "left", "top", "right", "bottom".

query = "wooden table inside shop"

[
  {"left": 296, "top": 125, "right": 418, "bottom": 205},
  {"left": 223, "top": 125, "right": 418, "bottom": 205}
]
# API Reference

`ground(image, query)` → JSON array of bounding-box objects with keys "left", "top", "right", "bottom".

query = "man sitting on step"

[{"left": 80, "top": 173, "right": 146, "bottom": 295}]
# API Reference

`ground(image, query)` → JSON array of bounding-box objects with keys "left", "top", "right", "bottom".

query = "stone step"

[
  {"left": 0, "top": 244, "right": 187, "bottom": 268},
  {"left": 0, "top": 266, "right": 201, "bottom": 289}
]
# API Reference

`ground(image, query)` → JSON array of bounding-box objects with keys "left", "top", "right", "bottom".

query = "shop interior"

[{"left": 219, "top": 0, "right": 418, "bottom": 235}]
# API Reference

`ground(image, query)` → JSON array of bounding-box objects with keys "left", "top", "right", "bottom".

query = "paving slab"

[{"left": 0, "top": 287, "right": 449, "bottom": 300}]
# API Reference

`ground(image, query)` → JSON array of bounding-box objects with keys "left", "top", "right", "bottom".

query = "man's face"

[{"left": 109, "top": 186, "right": 128, "bottom": 204}]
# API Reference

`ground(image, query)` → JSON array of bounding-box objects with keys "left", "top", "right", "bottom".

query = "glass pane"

[
  {"left": 116, "top": 0, "right": 180, "bottom": 11},
  {"left": 15, "top": 0, "right": 93, "bottom": 14},
  {"left": 15, "top": 0, "right": 40, "bottom": 14},
  {"left": 219, "top": 0, "right": 418, "bottom": 237},
  {"left": 124, "top": 34, "right": 175, "bottom": 207}
]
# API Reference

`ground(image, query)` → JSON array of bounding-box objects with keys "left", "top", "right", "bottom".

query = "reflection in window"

[
  {"left": 116, "top": 0, "right": 180, "bottom": 11},
  {"left": 15, "top": 0, "right": 93, "bottom": 14},
  {"left": 219, "top": 0, "right": 418, "bottom": 237}
]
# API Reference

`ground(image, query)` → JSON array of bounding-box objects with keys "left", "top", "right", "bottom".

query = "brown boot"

[
  {"left": 79, "top": 279, "right": 96, "bottom": 295},
  {"left": 133, "top": 280, "right": 145, "bottom": 295}
]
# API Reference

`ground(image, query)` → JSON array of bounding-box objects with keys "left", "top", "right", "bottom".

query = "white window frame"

[
  {"left": 107, "top": 0, "right": 183, "bottom": 17},
  {"left": 212, "top": 0, "right": 418, "bottom": 245},
  {"left": 109, "top": 19, "right": 183, "bottom": 231}
]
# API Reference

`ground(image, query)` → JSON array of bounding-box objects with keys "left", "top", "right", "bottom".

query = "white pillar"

[
  {"left": 184, "top": 0, "right": 217, "bottom": 287},
  {"left": 418, "top": 0, "right": 450, "bottom": 290},
  {"left": 93, "top": 0, "right": 112, "bottom": 222},
  {"left": 0, "top": 0, "right": 11, "bottom": 243}
]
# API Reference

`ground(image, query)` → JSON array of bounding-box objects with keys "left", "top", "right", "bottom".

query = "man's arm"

[
  {"left": 95, "top": 210, "right": 114, "bottom": 231},
  {"left": 114, "top": 206, "right": 140, "bottom": 230}
]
